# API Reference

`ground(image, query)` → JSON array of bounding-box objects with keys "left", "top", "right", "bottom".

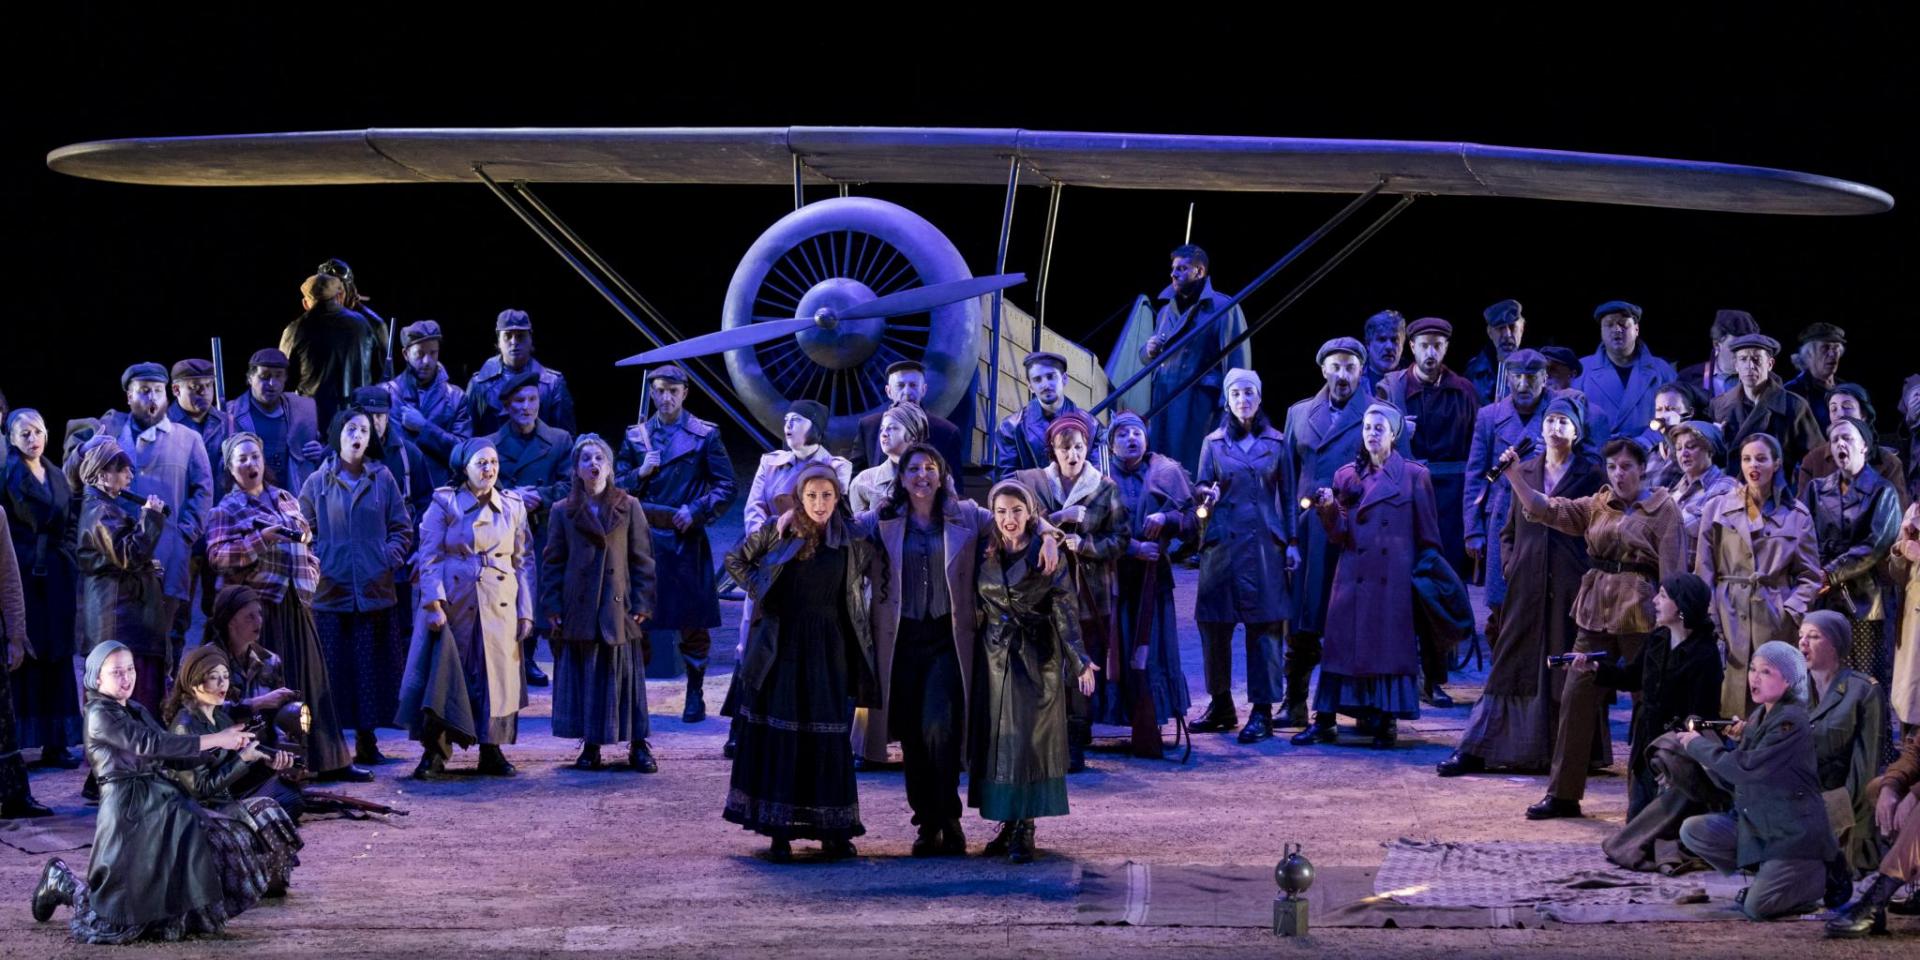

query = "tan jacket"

[{"left": 1528, "top": 485, "right": 1685, "bottom": 636}]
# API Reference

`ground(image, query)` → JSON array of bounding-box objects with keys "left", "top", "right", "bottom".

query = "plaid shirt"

[{"left": 207, "top": 486, "right": 319, "bottom": 605}]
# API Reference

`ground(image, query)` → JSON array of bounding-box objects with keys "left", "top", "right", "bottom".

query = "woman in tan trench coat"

[{"left": 1696, "top": 433, "right": 1824, "bottom": 718}]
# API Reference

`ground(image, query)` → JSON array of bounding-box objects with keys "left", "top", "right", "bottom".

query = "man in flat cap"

[
  {"left": 1465, "top": 299, "right": 1527, "bottom": 406},
  {"left": 1784, "top": 322, "right": 1848, "bottom": 431},
  {"left": 1376, "top": 318, "right": 1478, "bottom": 705},
  {"left": 1709, "top": 332, "right": 1823, "bottom": 475},
  {"left": 97, "top": 362, "right": 214, "bottom": 660},
  {"left": 1677, "top": 309, "right": 1760, "bottom": 399},
  {"left": 465, "top": 308, "right": 577, "bottom": 437},
  {"left": 1463, "top": 348, "right": 1558, "bottom": 645},
  {"left": 224, "top": 348, "right": 325, "bottom": 495},
  {"left": 1132, "top": 244, "right": 1252, "bottom": 475},
  {"left": 1282, "top": 338, "right": 1405, "bottom": 726},
  {"left": 281, "top": 272, "right": 381, "bottom": 431},
  {"left": 617, "top": 364, "right": 738, "bottom": 722},
  {"left": 853, "top": 360, "right": 965, "bottom": 476},
  {"left": 380, "top": 319, "right": 472, "bottom": 492},
  {"left": 351, "top": 385, "right": 432, "bottom": 520},
  {"left": 1571, "top": 300, "right": 1679, "bottom": 443},
  {"left": 167, "top": 358, "right": 232, "bottom": 499},
  {"left": 485, "top": 368, "right": 575, "bottom": 688},
  {"left": 996, "top": 351, "right": 1098, "bottom": 478},
  {"left": 1539, "top": 346, "right": 1582, "bottom": 393},
  {"left": 1360, "top": 309, "right": 1408, "bottom": 402}
]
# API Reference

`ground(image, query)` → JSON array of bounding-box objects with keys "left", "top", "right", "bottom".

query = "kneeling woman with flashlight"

[{"left": 29, "top": 642, "right": 297, "bottom": 943}]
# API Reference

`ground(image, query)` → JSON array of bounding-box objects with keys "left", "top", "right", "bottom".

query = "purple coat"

[{"left": 1316, "top": 454, "right": 1442, "bottom": 680}]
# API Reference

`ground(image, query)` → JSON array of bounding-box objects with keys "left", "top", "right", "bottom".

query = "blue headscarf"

[{"left": 1751, "top": 639, "right": 1810, "bottom": 705}]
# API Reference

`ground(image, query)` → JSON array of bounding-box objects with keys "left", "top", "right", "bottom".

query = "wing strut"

[
  {"left": 984, "top": 156, "right": 1021, "bottom": 478},
  {"left": 473, "top": 164, "right": 776, "bottom": 450}
]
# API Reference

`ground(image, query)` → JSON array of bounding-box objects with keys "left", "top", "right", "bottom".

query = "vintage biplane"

[{"left": 47, "top": 127, "right": 1895, "bottom": 466}]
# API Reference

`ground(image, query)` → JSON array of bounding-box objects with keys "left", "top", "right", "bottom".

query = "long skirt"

[
  {"left": 67, "top": 797, "right": 298, "bottom": 944},
  {"left": 1099, "top": 557, "right": 1192, "bottom": 728},
  {"left": 13, "top": 575, "right": 83, "bottom": 752},
  {"left": 1313, "top": 672, "right": 1421, "bottom": 720},
  {"left": 552, "top": 641, "right": 649, "bottom": 745},
  {"left": 723, "top": 621, "right": 863, "bottom": 841},
  {"left": 260, "top": 596, "right": 353, "bottom": 773},
  {"left": 1457, "top": 664, "right": 1607, "bottom": 771},
  {"left": 314, "top": 608, "right": 403, "bottom": 733}
]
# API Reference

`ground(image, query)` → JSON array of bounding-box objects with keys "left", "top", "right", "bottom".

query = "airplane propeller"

[{"left": 615, "top": 272, "right": 1025, "bottom": 367}]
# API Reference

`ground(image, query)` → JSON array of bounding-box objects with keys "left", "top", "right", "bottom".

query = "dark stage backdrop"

[{"left": 3, "top": 9, "right": 1909, "bottom": 466}]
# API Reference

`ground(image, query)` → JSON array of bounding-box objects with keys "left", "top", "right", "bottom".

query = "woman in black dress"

[
  {"left": 722, "top": 462, "right": 881, "bottom": 861},
  {"left": 29, "top": 641, "right": 285, "bottom": 944},
  {"left": 4, "top": 408, "right": 83, "bottom": 766}
]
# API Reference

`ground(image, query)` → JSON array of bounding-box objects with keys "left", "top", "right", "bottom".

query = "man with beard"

[
  {"left": 466, "top": 309, "right": 577, "bottom": 437},
  {"left": 167, "top": 358, "right": 231, "bottom": 498},
  {"left": 280, "top": 273, "right": 380, "bottom": 430},
  {"left": 1282, "top": 338, "right": 1400, "bottom": 726},
  {"left": 853, "top": 360, "right": 965, "bottom": 475},
  {"left": 381, "top": 320, "right": 472, "bottom": 493},
  {"left": 97, "top": 363, "right": 215, "bottom": 664},
  {"left": 1709, "top": 333, "right": 1823, "bottom": 477},
  {"left": 617, "top": 365, "right": 738, "bottom": 722},
  {"left": 1360, "top": 309, "right": 1407, "bottom": 401},
  {"left": 1784, "top": 323, "right": 1848, "bottom": 431},
  {"left": 225, "top": 348, "right": 325, "bottom": 496},
  {"left": 1572, "top": 300, "right": 1679, "bottom": 443},
  {"left": 1137, "top": 245, "right": 1251, "bottom": 474},
  {"left": 1678, "top": 309, "right": 1761, "bottom": 399},
  {"left": 995, "top": 351, "right": 1098, "bottom": 478},
  {"left": 485, "top": 371, "right": 574, "bottom": 688},
  {"left": 1376, "top": 317, "right": 1479, "bottom": 707},
  {"left": 1465, "top": 299, "right": 1527, "bottom": 406},
  {"left": 1464, "top": 350, "right": 1555, "bottom": 646}
]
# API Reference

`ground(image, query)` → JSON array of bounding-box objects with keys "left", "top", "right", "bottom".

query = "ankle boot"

[
  {"left": 983, "top": 820, "right": 1017, "bottom": 857},
  {"left": 682, "top": 665, "right": 708, "bottom": 722},
  {"left": 1189, "top": 697, "right": 1238, "bottom": 733},
  {"left": 412, "top": 745, "right": 448, "bottom": 781},
  {"left": 1290, "top": 714, "right": 1337, "bottom": 745},
  {"left": 524, "top": 638, "right": 549, "bottom": 687},
  {"left": 31, "top": 858, "right": 80, "bottom": 922},
  {"left": 1827, "top": 873, "right": 1901, "bottom": 938},
  {"left": 628, "top": 740, "right": 658, "bottom": 774},
  {"left": 477, "top": 744, "right": 517, "bottom": 777},
  {"left": 574, "top": 743, "right": 604, "bottom": 771},
  {"left": 354, "top": 730, "right": 388, "bottom": 766},
  {"left": 940, "top": 817, "right": 967, "bottom": 856},
  {"left": 1238, "top": 704, "right": 1275, "bottom": 743},
  {"left": 1008, "top": 820, "right": 1036, "bottom": 864}
]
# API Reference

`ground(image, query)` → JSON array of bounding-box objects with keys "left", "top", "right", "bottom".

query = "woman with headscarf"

[
  {"left": 970, "top": 479, "right": 1095, "bottom": 864},
  {"left": 1104, "top": 411, "right": 1196, "bottom": 759},
  {"left": 1502, "top": 424, "right": 1687, "bottom": 821},
  {"left": 1696, "top": 433, "right": 1824, "bottom": 717},
  {"left": 396, "top": 436, "right": 536, "bottom": 780},
  {"left": 1191, "top": 368, "right": 1295, "bottom": 742},
  {"left": 74, "top": 436, "right": 171, "bottom": 714},
  {"left": 1573, "top": 574, "right": 1725, "bottom": 816},
  {"left": 4, "top": 408, "right": 82, "bottom": 767},
  {"left": 1795, "top": 384, "right": 1908, "bottom": 501},
  {"left": 847, "top": 402, "right": 927, "bottom": 515},
  {"left": 1663, "top": 420, "right": 1737, "bottom": 566},
  {"left": 1295, "top": 402, "right": 1441, "bottom": 749},
  {"left": 722, "top": 462, "right": 881, "bottom": 862},
  {"left": 1014, "top": 410, "right": 1124, "bottom": 771},
  {"left": 845, "top": 402, "right": 927, "bottom": 766},
  {"left": 28, "top": 641, "right": 277, "bottom": 943},
  {"left": 206, "top": 432, "right": 361, "bottom": 781},
  {"left": 297, "top": 409, "right": 414, "bottom": 768},
  {"left": 1802, "top": 415, "right": 1901, "bottom": 736},
  {"left": 1797, "top": 610, "right": 1886, "bottom": 877},
  {"left": 158, "top": 645, "right": 302, "bottom": 874},
  {"left": 541, "top": 434, "right": 658, "bottom": 773},
  {"left": 1441, "top": 393, "right": 1605, "bottom": 776},
  {"left": 1676, "top": 640, "right": 1841, "bottom": 920}
]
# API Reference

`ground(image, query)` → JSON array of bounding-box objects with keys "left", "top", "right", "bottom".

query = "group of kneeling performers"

[{"left": 13, "top": 279, "right": 1920, "bottom": 941}]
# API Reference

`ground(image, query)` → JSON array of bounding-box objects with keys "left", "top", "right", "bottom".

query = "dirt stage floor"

[{"left": 3, "top": 515, "right": 1914, "bottom": 958}]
